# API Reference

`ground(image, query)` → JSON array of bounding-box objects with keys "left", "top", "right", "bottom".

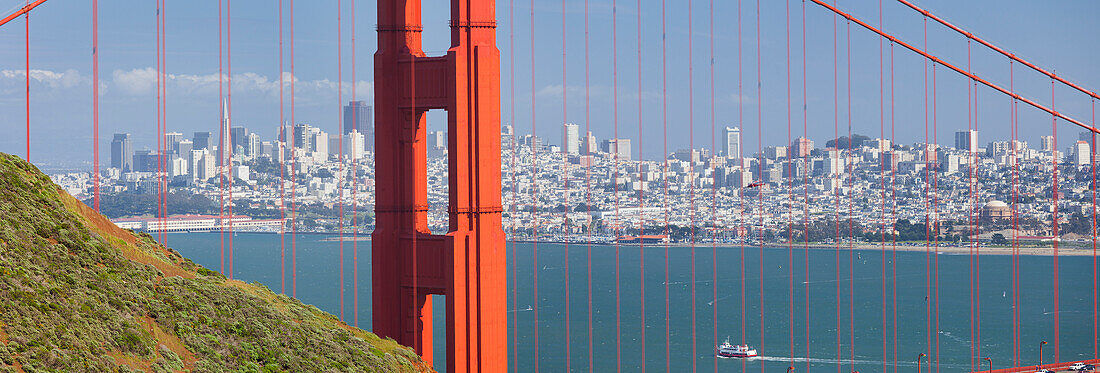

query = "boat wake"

[{"left": 753, "top": 356, "right": 895, "bottom": 366}]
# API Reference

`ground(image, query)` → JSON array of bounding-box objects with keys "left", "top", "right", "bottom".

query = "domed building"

[{"left": 980, "top": 200, "right": 1012, "bottom": 221}]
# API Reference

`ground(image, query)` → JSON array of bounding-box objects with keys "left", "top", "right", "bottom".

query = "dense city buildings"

[{"left": 58, "top": 107, "right": 1100, "bottom": 244}]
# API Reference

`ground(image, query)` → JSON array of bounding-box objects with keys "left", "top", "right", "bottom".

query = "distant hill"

[{"left": 0, "top": 153, "right": 431, "bottom": 372}]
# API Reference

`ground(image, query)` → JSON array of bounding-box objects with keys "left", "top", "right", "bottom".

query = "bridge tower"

[{"left": 372, "top": 0, "right": 505, "bottom": 372}]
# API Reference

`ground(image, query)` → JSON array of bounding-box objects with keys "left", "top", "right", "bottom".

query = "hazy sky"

[{"left": 0, "top": 0, "right": 1097, "bottom": 166}]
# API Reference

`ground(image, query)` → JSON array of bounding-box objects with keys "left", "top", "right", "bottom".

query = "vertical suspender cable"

[
  {"left": 162, "top": 0, "right": 169, "bottom": 248},
  {"left": 708, "top": 0, "right": 718, "bottom": 370},
  {"left": 217, "top": 0, "right": 225, "bottom": 275},
  {"left": 528, "top": 0, "right": 539, "bottom": 368},
  {"left": 922, "top": 15, "right": 932, "bottom": 367},
  {"left": 1093, "top": 98, "right": 1098, "bottom": 360},
  {"left": 800, "top": 1, "right": 810, "bottom": 369},
  {"left": 350, "top": 0, "right": 358, "bottom": 327},
  {"left": 24, "top": 0, "right": 29, "bottom": 162},
  {"left": 661, "top": 0, "right": 671, "bottom": 370},
  {"left": 583, "top": 0, "right": 593, "bottom": 369},
  {"left": 155, "top": 0, "right": 162, "bottom": 245},
  {"left": 889, "top": 36, "right": 898, "bottom": 373},
  {"left": 290, "top": 0, "right": 297, "bottom": 298},
  {"left": 611, "top": 0, "right": 623, "bottom": 370},
  {"left": 92, "top": 0, "right": 99, "bottom": 211},
  {"left": 278, "top": 0, "right": 286, "bottom": 294},
  {"left": 1010, "top": 59, "right": 1020, "bottom": 367},
  {"left": 877, "top": 2, "right": 888, "bottom": 370},
  {"left": 163, "top": 0, "right": 170, "bottom": 247},
  {"left": 559, "top": 0, "right": 570, "bottom": 370},
  {"left": 967, "top": 39, "right": 976, "bottom": 371},
  {"left": 635, "top": 0, "right": 647, "bottom": 369},
  {"left": 226, "top": 0, "right": 234, "bottom": 278},
  {"left": 688, "top": 0, "right": 698, "bottom": 370},
  {"left": 1051, "top": 76, "right": 1060, "bottom": 363},
  {"left": 932, "top": 63, "right": 940, "bottom": 373},
  {"left": 755, "top": 1, "right": 765, "bottom": 371},
  {"left": 846, "top": 17, "right": 856, "bottom": 372},
  {"left": 785, "top": 0, "right": 794, "bottom": 360},
  {"left": 832, "top": 6, "right": 841, "bottom": 373},
  {"left": 336, "top": 0, "right": 345, "bottom": 321},
  {"left": 737, "top": 1, "right": 746, "bottom": 369},
  {"left": 507, "top": 0, "right": 517, "bottom": 366}
]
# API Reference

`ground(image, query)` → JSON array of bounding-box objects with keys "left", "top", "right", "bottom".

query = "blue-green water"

[{"left": 167, "top": 233, "right": 1098, "bottom": 372}]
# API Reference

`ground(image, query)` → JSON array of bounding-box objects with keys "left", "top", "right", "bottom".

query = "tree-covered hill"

[{"left": 0, "top": 153, "right": 431, "bottom": 372}]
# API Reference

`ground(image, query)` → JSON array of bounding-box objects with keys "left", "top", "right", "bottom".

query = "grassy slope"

[{"left": 0, "top": 154, "right": 431, "bottom": 373}]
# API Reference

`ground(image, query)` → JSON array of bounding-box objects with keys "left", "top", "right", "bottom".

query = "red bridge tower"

[{"left": 372, "top": 0, "right": 506, "bottom": 372}]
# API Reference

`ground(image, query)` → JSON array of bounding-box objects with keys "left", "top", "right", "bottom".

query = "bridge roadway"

[{"left": 971, "top": 358, "right": 1100, "bottom": 373}]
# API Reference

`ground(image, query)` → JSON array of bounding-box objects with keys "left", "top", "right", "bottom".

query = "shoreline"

[{"left": 509, "top": 240, "right": 1099, "bottom": 257}]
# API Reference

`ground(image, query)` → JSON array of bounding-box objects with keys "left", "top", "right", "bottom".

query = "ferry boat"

[{"left": 716, "top": 337, "right": 758, "bottom": 358}]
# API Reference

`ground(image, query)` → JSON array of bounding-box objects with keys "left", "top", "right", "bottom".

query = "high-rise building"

[
  {"left": 343, "top": 101, "right": 372, "bottom": 135},
  {"left": 582, "top": 131, "right": 598, "bottom": 154},
  {"left": 955, "top": 130, "right": 978, "bottom": 151},
  {"left": 132, "top": 150, "right": 158, "bottom": 173},
  {"left": 192, "top": 131, "right": 212, "bottom": 151},
  {"left": 178, "top": 139, "right": 193, "bottom": 158},
  {"left": 1040, "top": 135, "right": 1054, "bottom": 152},
  {"left": 231, "top": 127, "right": 250, "bottom": 154},
  {"left": 344, "top": 130, "right": 366, "bottom": 160},
  {"left": 563, "top": 123, "right": 580, "bottom": 155},
  {"left": 311, "top": 129, "right": 329, "bottom": 162},
  {"left": 246, "top": 133, "right": 261, "bottom": 158},
  {"left": 165, "top": 132, "right": 183, "bottom": 155},
  {"left": 600, "top": 139, "right": 632, "bottom": 160},
  {"left": 344, "top": 101, "right": 373, "bottom": 153},
  {"left": 218, "top": 99, "right": 233, "bottom": 167},
  {"left": 764, "top": 146, "right": 787, "bottom": 160},
  {"left": 724, "top": 126, "right": 741, "bottom": 158},
  {"left": 790, "top": 137, "right": 814, "bottom": 158},
  {"left": 1074, "top": 141, "right": 1092, "bottom": 166},
  {"left": 293, "top": 123, "right": 313, "bottom": 151},
  {"left": 110, "top": 133, "right": 133, "bottom": 172}
]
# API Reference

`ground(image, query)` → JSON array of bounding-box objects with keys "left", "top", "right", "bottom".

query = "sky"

[{"left": 0, "top": 0, "right": 1097, "bottom": 166}]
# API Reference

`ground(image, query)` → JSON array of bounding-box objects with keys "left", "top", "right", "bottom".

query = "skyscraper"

[
  {"left": 600, "top": 138, "right": 632, "bottom": 160},
  {"left": 165, "top": 132, "right": 183, "bottom": 155},
  {"left": 231, "top": 127, "right": 250, "bottom": 154},
  {"left": 955, "top": 130, "right": 978, "bottom": 151},
  {"left": 563, "top": 123, "right": 580, "bottom": 155},
  {"left": 582, "top": 131, "right": 598, "bottom": 154},
  {"left": 1040, "top": 135, "right": 1055, "bottom": 152},
  {"left": 790, "top": 137, "right": 814, "bottom": 158},
  {"left": 110, "top": 133, "right": 133, "bottom": 172},
  {"left": 724, "top": 126, "right": 741, "bottom": 158},
  {"left": 293, "top": 123, "right": 313, "bottom": 152},
  {"left": 344, "top": 101, "right": 373, "bottom": 152},
  {"left": 218, "top": 99, "right": 233, "bottom": 167},
  {"left": 193, "top": 131, "right": 212, "bottom": 151}
]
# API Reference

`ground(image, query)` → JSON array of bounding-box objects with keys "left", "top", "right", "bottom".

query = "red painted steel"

[
  {"left": 372, "top": 0, "right": 506, "bottom": 371},
  {"left": 0, "top": 0, "right": 46, "bottom": 27},
  {"left": 808, "top": 0, "right": 1097, "bottom": 134},
  {"left": 24, "top": 0, "right": 29, "bottom": 162},
  {"left": 895, "top": 0, "right": 1100, "bottom": 103}
]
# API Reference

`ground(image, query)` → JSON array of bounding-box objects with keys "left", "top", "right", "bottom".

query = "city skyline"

[{"left": 1, "top": 0, "right": 1097, "bottom": 165}]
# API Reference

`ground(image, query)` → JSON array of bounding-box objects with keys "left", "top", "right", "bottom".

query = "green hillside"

[{"left": 0, "top": 153, "right": 431, "bottom": 373}]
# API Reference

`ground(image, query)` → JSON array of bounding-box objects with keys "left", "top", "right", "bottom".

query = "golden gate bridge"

[{"left": 2, "top": 0, "right": 1098, "bottom": 372}]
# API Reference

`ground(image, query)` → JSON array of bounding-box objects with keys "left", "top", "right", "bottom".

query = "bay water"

[{"left": 167, "top": 232, "right": 1098, "bottom": 372}]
